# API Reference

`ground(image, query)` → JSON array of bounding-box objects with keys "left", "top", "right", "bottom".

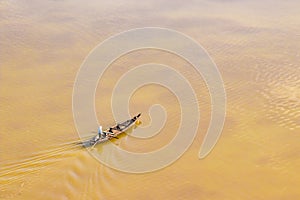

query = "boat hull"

[{"left": 81, "top": 113, "right": 141, "bottom": 147}]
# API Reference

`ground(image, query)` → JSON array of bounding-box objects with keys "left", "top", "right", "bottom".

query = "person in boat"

[
  {"left": 107, "top": 127, "right": 119, "bottom": 139},
  {"left": 115, "top": 125, "right": 121, "bottom": 130},
  {"left": 108, "top": 125, "right": 121, "bottom": 133},
  {"left": 96, "top": 126, "right": 107, "bottom": 139}
]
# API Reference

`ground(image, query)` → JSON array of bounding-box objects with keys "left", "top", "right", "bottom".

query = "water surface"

[{"left": 1, "top": 0, "right": 300, "bottom": 199}]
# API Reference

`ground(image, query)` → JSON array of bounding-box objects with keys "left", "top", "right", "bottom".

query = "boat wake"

[{"left": 0, "top": 137, "right": 85, "bottom": 190}]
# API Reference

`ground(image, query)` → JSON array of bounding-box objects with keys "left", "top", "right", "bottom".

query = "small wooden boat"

[{"left": 81, "top": 113, "right": 141, "bottom": 147}]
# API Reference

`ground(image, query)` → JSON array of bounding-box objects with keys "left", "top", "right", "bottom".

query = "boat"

[{"left": 81, "top": 113, "right": 141, "bottom": 147}]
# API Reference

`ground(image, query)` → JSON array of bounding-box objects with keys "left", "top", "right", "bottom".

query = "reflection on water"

[{"left": 1, "top": 0, "right": 300, "bottom": 199}]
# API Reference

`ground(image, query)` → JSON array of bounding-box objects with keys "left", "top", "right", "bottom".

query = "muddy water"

[{"left": 1, "top": 0, "right": 300, "bottom": 199}]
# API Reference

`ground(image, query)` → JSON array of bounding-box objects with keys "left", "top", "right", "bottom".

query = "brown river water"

[{"left": 1, "top": 0, "right": 299, "bottom": 199}]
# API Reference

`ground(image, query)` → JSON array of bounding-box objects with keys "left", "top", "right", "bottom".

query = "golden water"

[{"left": 1, "top": 0, "right": 299, "bottom": 199}]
